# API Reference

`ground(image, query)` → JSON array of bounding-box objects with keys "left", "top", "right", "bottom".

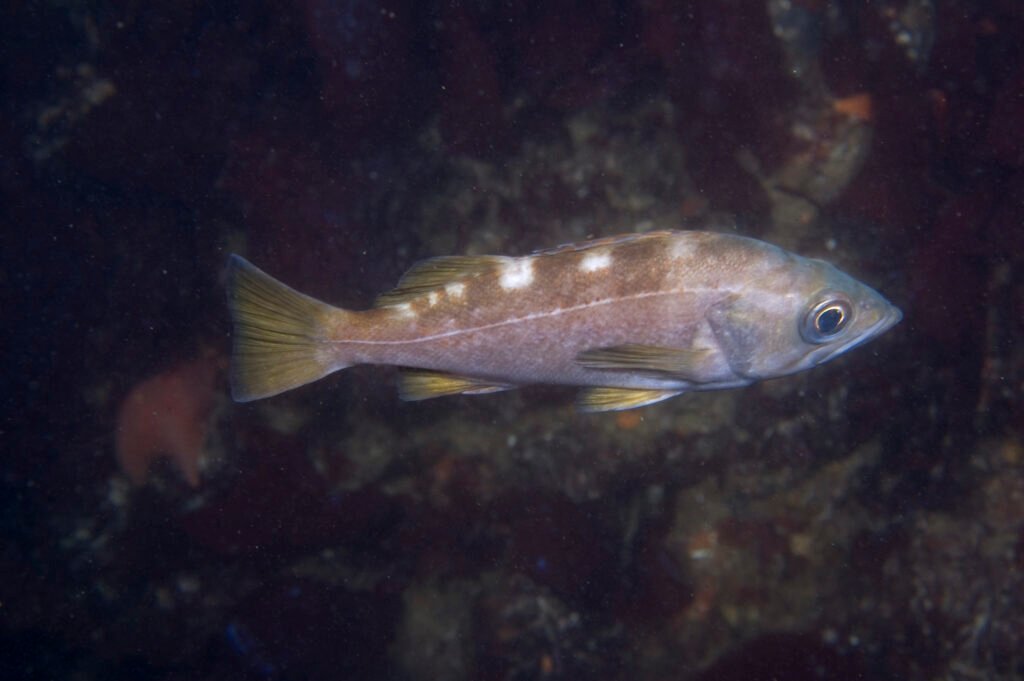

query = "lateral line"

[{"left": 329, "top": 287, "right": 717, "bottom": 347}]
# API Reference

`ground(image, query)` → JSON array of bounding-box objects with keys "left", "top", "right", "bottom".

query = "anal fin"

[
  {"left": 577, "top": 386, "right": 683, "bottom": 412},
  {"left": 399, "top": 369, "right": 516, "bottom": 401}
]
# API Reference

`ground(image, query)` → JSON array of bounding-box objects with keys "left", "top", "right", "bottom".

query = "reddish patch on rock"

[
  {"left": 181, "top": 428, "right": 399, "bottom": 555},
  {"left": 115, "top": 355, "right": 222, "bottom": 487}
]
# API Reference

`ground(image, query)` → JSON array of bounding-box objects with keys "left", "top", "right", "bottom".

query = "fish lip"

[
  {"left": 874, "top": 304, "right": 903, "bottom": 336},
  {"left": 844, "top": 303, "right": 902, "bottom": 350}
]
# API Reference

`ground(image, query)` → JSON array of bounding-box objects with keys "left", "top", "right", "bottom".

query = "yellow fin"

[
  {"left": 398, "top": 369, "right": 515, "bottom": 401},
  {"left": 576, "top": 344, "right": 712, "bottom": 377},
  {"left": 226, "top": 255, "right": 344, "bottom": 402},
  {"left": 577, "top": 386, "right": 683, "bottom": 412},
  {"left": 375, "top": 255, "right": 505, "bottom": 306}
]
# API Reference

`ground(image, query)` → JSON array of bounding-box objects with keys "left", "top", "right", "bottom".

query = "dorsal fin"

[
  {"left": 530, "top": 231, "right": 675, "bottom": 257},
  {"left": 375, "top": 231, "right": 677, "bottom": 307},
  {"left": 375, "top": 255, "right": 506, "bottom": 307}
]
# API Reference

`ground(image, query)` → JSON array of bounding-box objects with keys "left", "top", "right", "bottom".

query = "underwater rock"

[
  {"left": 395, "top": 580, "right": 476, "bottom": 681},
  {"left": 115, "top": 355, "right": 221, "bottom": 487},
  {"left": 225, "top": 578, "right": 398, "bottom": 680},
  {"left": 475, "top": 572, "right": 626, "bottom": 680},
  {"left": 181, "top": 427, "right": 397, "bottom": 555}
]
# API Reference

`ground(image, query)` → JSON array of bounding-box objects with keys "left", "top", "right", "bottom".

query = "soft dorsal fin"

[
  {"left": 375, "top": 255, "right": 506, "bottom": 307},
  {"left": 577, "top": 386, "right": 683, "bottom": 412},
  {"left": 576, "top": 344, "right": 713, "bottom": 379}
]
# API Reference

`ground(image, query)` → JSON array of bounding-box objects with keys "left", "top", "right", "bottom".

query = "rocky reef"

[{"left": 3, "top": 1, "right": 1023, "bottom": 679}]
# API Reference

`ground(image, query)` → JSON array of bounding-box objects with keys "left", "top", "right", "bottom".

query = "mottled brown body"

[{"left": 227, "top": 230, "right": 900, "bottom": 410}]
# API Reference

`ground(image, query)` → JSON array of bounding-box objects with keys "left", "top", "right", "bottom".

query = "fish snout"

[{"left": 860, "top": 295, "right": 902, "bottom": 338}]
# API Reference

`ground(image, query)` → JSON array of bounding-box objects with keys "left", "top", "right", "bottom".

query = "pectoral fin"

[
  {"left": 576, "top": 344, "right": 713, "bottom": 379},
  {"left": 399, "top": 369, "right": 515, "bottom": 401},
  {"left": 706, "top": 295, "right": 758, "bottom": 377},
  {"left": 577, "top": 386, "right": 683, "bottom": 412}
]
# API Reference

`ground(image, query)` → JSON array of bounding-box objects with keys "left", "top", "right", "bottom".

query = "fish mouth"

[
  {"left": 851, "top": 302, "right": 902, "bottom": 349},
  {"left": 877, "top": 304, "right": 903, "bottom": 335},
  {"left": 858, "top": 304, "right": 902, "bottom": 351}
]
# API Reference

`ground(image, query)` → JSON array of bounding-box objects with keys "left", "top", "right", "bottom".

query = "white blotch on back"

[
  {"left": 427, "top": 291, "right": 440, "bottom": 306},
  {"left": 499, "top": 258, "right": 534, "bottom": 290},
  {"left": 670, "top": 236, "right": 698, "bottom": 260},
  {"left": 445, "top": 282, "right": 466, "bottom": 299},
  {"left": 393, "top": 302, "right": 417, "bottom": 318},
  {"left": 579, "top": 250, "right": 612, "bottom": 272}
]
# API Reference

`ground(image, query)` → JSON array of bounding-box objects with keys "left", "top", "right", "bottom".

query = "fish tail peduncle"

[{"left": 226, "top": 255, "right": 349, "bottom": 402}]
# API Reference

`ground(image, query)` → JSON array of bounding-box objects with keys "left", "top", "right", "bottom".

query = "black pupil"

[{"left": 817, "top": 307, "right": 844, "bottom": 334}]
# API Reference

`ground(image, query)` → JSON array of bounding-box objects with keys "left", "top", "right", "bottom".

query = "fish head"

[{"left": 706, "top": 253, "right": 902, "bottom": 381}]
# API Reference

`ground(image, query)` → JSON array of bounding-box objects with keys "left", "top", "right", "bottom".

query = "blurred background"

[{"left": 2, "top": 1, "right": 1023, "bottom": 679}]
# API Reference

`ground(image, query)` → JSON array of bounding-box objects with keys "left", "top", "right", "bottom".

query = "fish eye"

[
  {"left": 801, "top": 296, "right": 851, "bottom": 344},
  {"left": 816, "top": 306, "right": 845, "bottom": 333}
]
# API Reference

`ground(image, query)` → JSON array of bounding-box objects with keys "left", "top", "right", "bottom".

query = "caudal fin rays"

[{"left": 226, "top": 255, "right": 348, "bottom": 402}]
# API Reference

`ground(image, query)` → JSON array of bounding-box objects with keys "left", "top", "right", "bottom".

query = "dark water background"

[{"left": 3, "top": 1, "right": 1023, "bottom": 679}]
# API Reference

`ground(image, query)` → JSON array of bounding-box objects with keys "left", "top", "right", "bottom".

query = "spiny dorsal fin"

[
  {"left": 577, "top": 386, "right": 683, "bottom": 412},
  {"left": 377, "top": 232, "right": 677, "bottom": 307},
  {"left": 576, "top": 344, "right": 713, "bottom": 378},
  {"left": 375, "top": 255, "right": 506, "bottom": 307},
  {"left": 530, "top": 230, "right": 675, "bottom": 257},
  {"left": 398, "top": 369, "right": 516, "bottom": 401}
]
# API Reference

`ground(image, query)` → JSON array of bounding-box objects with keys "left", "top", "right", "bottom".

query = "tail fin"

[{"left": 226, "top": 255, "right": 347, "bottom": 402}]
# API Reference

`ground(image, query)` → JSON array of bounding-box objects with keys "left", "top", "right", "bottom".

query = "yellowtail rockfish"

[{"left": 226, "top": 230, "right": 901, "bottom": 412}]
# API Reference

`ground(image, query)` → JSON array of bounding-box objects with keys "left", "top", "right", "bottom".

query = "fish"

[{"left": 226, "top": 230, "right": 901, "bottom": 412}]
